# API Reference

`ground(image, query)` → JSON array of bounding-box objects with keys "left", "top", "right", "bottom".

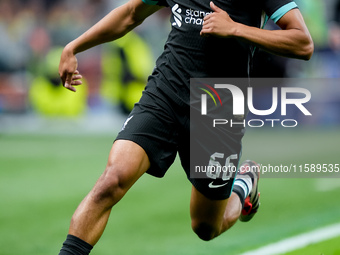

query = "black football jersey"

[{"left": 143, "top": 0, "right": 297, "bottom": 103}]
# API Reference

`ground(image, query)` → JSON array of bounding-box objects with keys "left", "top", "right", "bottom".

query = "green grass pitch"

[{"left": 0, "top": 128, "right": 339, "bottom": 254}]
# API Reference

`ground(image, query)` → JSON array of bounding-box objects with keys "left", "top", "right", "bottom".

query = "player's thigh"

[{"left": 190, "top": 185, "right": 229, "bottom": 229}]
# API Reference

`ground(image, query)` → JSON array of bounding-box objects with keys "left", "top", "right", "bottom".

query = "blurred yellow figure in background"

[
  {"left": 100, "top": 31, "right": 154, "bottom": 113},
  {"left": 29, "top": 47, "right": 88, "bottom": 116}
]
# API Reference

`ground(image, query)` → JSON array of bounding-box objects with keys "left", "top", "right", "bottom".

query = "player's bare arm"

[
  {"left": 201, "top": 1, "right": 314, "bottom": 61},
  {"left": 58, "top": 0, "right": 162, "bottom": 92}
]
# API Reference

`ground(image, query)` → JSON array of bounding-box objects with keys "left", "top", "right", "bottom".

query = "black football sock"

[{"left": 59, "top": 234, "right": 93, "bottom": 255}]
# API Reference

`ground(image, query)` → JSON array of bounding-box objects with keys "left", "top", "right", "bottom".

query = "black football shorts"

[{"left": 115, "top": 77, "right": 244, "bottom": 200}]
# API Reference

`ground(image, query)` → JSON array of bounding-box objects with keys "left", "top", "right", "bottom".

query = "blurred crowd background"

[{"left": 0, "top": 0, "right": 339, "bottom": 128}]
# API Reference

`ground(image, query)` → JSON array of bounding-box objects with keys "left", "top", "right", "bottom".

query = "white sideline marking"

[{"left": 240, "top": 223, "right": 340, "bottom": 255}]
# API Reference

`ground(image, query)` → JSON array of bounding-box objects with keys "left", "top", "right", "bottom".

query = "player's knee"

[
  {"left": 92, "top": 166, "right": 128, "bottom": 206},
  {"left": 191, "top": 221, "right": 219, "bottom": 241}
]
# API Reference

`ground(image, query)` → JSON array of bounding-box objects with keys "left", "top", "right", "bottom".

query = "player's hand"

[
  {"left": 200, "top": 1, "right": 237, "bottom": 38},
  {"left": 58, "top": 46, "right": 83, "bottom": 92}
]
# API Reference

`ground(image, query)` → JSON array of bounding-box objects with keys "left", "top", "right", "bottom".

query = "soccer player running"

[{"left": 58, "top": 0, "right": 313, "bottom": 254}]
